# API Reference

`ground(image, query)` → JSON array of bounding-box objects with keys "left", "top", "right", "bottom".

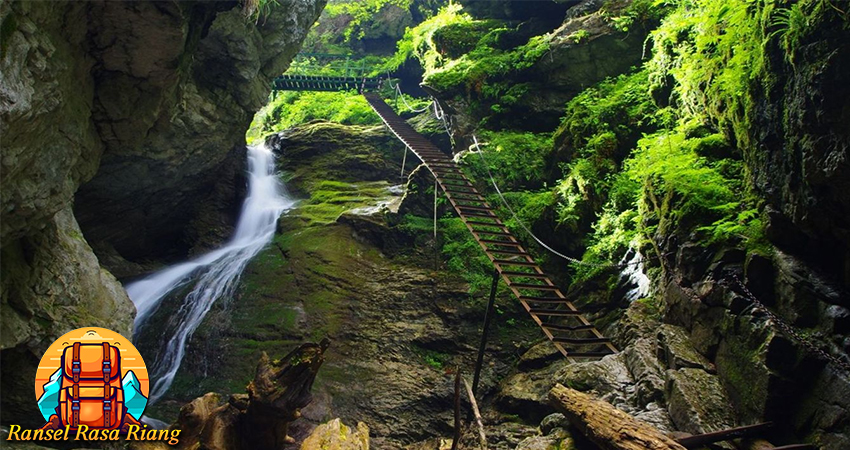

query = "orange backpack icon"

[{"left": 56, "top": 342, "right": 125, "bottom": 429}]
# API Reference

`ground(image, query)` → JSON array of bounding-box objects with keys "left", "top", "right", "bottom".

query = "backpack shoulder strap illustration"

[
  {"left": 71, "top": 342, "right": 81, "bottom": 427},
  {"left": 102, "top": 342, "right": 112, "bottom": 428}
]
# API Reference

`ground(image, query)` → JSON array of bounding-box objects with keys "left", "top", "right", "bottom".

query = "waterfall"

[
  {"left": 619, "top": 249, "right": 651, "bottom": 302},
  {"left": 125, "top": 143, "right": 294, "bottom": 404}
]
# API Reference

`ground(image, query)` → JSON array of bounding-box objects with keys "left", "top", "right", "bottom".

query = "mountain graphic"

[
  {"left": 122, "top": 370, "right": 148, "bottom": 420},
  {"left": 37, "top": 368, "right": 62, "bottom": 421}
]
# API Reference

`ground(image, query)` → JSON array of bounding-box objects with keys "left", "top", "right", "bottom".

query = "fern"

[{"left": 769, "top": 2, "right": 813, "bottom": 64}]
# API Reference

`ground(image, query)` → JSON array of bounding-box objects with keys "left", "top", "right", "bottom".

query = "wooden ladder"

[{"left": 364, "top": 92, "right": 617, "bottom": 359}]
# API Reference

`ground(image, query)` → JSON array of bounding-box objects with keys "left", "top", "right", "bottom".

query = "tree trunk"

[{"left": 548, "top": 384, "right": 687, "bottom": 450}]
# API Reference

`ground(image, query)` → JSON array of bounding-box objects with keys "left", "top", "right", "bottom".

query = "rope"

[
  {"left": 728, "top": 275, "right": 850, "bottom": 378},
  {"left": 386, "top": 75, "right": 432, "bottom": 113},
  {"left": 470, "top": 135, "right": 640, "bottom": 270}
]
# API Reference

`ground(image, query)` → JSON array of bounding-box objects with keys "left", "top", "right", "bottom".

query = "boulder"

[
  {"left": 665, "top": 368, "right": 735, "bottom": 435},
  {"left": 656, "top": 324, "right": 714, "bottom": 372},
  {"left": 301, "top": 419, "right": 370, "bottom": 450}
]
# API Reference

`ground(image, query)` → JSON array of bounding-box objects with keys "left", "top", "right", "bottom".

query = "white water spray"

[{"left": 125, "top": 143, "right": 294, "bottom": 403}]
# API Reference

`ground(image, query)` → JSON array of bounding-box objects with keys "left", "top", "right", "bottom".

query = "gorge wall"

[{"left": 0, "top": 0, "right": 325, "bottom": 426}]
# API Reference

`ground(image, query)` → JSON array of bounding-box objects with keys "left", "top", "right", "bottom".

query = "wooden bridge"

[
  {"left": 272, "top": 75, "right": 382, "bottom": 92},
  {"left": 363, "top": 92, "right": 617, "bottom": 359}
]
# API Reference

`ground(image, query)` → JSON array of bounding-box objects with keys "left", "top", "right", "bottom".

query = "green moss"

[
  {"left": 247, "top": 91, "right": 380, "bottom": 142},
  {"left": 293, "top": 180, "right": 397, "bottom": 226}
]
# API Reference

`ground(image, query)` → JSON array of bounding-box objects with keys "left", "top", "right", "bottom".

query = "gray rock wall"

[{"left": 0, "top": 0, "right": 325, "bottom": 425}]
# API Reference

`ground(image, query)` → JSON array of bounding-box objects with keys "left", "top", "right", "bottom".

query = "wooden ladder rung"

[
  {"left": 519, "top": 295, "right": 563, "bottom": 303},
  {"left": 459, "top": 205, "right": 493, "bottom": 212},
  {"left": 529, "top": 308, "right": 580, "bottom": 316},
  {"left": 542, "top": 323, "right": 594, "bottom": 332},
  {"left": 494, "top": 259, "right": 537, "bottom": 267},
  {"left": 562, "top": 351, "right": 613, "bottom": 358},
  {"left": 488, "top": 248, "right": 530, "bottom": 256},
  {"left": 480, "top": 239, "right": 521, "bottom": 247},
  {"left": 552, "top": 337, "right": 612, "bottom": 345},
  {"left": 463, "top": 211, "right": 498, "bottom": 219},
  {"left": 474, "top": 230, "right": 512, "bottom": 237},
  {"left": 511, "top": 283, "right": 559, "bottom": 291}
]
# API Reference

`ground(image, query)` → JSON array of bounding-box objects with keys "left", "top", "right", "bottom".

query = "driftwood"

[
  {"left": 138, "top": 339, "right": 330, "bottom": 450},
  {"left": 548, "top": 384, "right": 687, "bottom": 450},
  {"left": 451, "top": 370, "right": 461, "bottom": 450},
  {"left": 462, "top": 377, "right": 487, "bottom": 450},
  {"left": 243, "top": 338, "right": 330, "bottom": 448}
]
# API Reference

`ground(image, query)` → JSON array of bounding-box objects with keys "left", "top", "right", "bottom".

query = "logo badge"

[{"left": 34, "top": 327, "right": 149, "bottom": 432}]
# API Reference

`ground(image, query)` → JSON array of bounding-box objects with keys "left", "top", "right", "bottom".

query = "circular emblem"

[{"left": 34, "top": 327, "right": 149, "bottom": 430}]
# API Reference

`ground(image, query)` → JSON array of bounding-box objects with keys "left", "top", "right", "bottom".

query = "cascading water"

[
  {"left": 619, "top": 249, "right": 651, "bottom": 302},
  {"left": 125, "top": 143, "right": 294, "bottom": 403}
]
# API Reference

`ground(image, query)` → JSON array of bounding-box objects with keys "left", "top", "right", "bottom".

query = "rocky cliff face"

[
  {"left": 74, "top": 0, "right": 326, "bottom": 266},
  {"left": 1, "top": 0, "right": 325, "bottom": 426}
]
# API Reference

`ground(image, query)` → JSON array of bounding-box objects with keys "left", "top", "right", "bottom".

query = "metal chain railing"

[{"left": 729, "top": 275, "right": 850, "bottom": 377}]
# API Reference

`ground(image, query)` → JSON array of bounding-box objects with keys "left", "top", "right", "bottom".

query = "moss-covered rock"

[{"left": 301, "top": 418, "right": 370, "bottom": 450}]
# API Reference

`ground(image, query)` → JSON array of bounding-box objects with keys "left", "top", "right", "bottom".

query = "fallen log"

[{"left": 548, "top": 384, "right": 687, "bottom": 450}]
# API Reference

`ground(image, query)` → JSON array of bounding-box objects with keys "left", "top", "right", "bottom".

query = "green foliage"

[
  {"left": 624, "top": 125, "right": 763, "bottom": 250},
  {"left": 386, "top": 3, "right": 474, "bottom": 73},
  {"left": 460, "top": 130, "right": 553, "bottom": 190},
  {"left": 247, "top": 91, "right": 379, "bottom": 141},
  {"left": 439, "top": 216, "right": 494, "bottom": 295},
  {"left": 647, "top": 0, "right": 773, "bottom": 144},
  {"left": 569, "top": 29, "right": 591, "bottom": 43},
  {"left": 389, "top": 3, "right": 551, "bottom": 96},
  {"left": 767, "top": 0, "right": 833, "bottom": 64},
  {"left": 242, "top": 0, "right": 280, "bottom": 23},
  {"left": 552, "top": 69, "right": 660, "bottom": 230},
  {"left": 601, "top": 0, "right": 671, "bottom": 33},
  {"left": 324, "top": 0, "right": 413, "bottom": 43},
  {"left": 573, "top": 207, "right": 640, "bottom": 283}
]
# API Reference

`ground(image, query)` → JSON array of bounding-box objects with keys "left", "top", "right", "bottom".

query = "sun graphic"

[{"left": 34, "top": 327, "right": 150, "bottom": 425}]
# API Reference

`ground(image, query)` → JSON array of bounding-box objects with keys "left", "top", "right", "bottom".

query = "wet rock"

[
  {"left": 555, "top": 353, "right": 634, "bottom": 408},
  {"left": 482, "top": 422, "right": 543, "bottom": 450},
  {"left": 497, "top": 362, "right": 562, "bottom": 423},
  {"left": 301, "top": 419, "right": 370, "bottom": 450},
  {"left": 0, "top": 208, "right": 134, "bottom": 426},
  {"left": 657, "top": 324, "right": 714, "bottom": 372},
  {"left": 624, "top": 338, "right": 666, "bottom": 406},
  {"left": 665, "top": 368, "right": 735, "bottom": 434},
  {"left": 518, "top": 341, "right": 563, "bottom": 371},
  {"left": 539, "top": 413, "right": 568, "bottom": 435},
  {"left": 515, "top": 426, "right": 573, "bottom": 450},
  {"left": 74, "top": 0, "right": 327, "bottom": 264}
]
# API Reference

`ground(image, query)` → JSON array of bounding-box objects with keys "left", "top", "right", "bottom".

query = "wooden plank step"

[
  {"left": 473, "top": 230, "right": 513, "bottom": 237},
  {"left": 448, "top": 193, "right": 486, "bottom": 201},
  {"left": 562, "top": 352, "right": 613, "bottom": 358},
  {"left": 459, "top": 205, "right": 493, "bottom": 212},
  {"left": 444, "top": 187, "right": 477, "bottom": 194},
  {"left": 519, "top": 295, "right": 566, "bottom": 305},
  {"left": 442, "top": 180, "right": 474, "bottom": 187},
  {"left": 463, "top": 211, "right": 498, "bottom": 219},
  {"left": 494, "top": 259, "right": 537, "bottom": 267},
  {"left": 542, "top": 323, "right": 594, "bottom": 332},
  {"left": 480, "top": 239, "right": 521, "bottom": 247},
  {"left": 552, "top": 337, "right": 612, "bottom": 345},
  {"left": 511, "top": 283, "right": 559, "bottom": 291},
  {"left": 519, "top": 296, "right": 564, "bottom": 303},
  {"left": 529, "top": 308, "right": 580, "bottom": 316},
  {"left": 464, "top": 220, "right": 505, "bottom": 227},
  {"left": 488, "top": 248, "right": 530, "bottom": 256}
]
